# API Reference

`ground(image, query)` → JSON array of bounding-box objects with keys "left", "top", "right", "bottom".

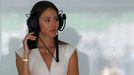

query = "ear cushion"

[
  {"left": 58, "top": 13, "right": 66, "bottom": 31},
  {"left": 27, "top": 15, "right": 39, "bottom": 30}
]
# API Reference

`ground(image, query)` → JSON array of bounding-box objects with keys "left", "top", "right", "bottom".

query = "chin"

[
  {"left": 48, "top": 34, "right": 57, "bottom": 38},
  {"left": 48, "top": 32, "right": 57, "bottom": 37}
]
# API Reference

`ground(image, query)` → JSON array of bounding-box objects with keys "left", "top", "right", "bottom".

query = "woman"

[{"left": 16, "top": 1, "right": 79, "bottom": 75}]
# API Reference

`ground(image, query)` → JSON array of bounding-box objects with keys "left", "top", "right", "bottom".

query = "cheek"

[
  {"left": 39, "top": 22, "right": 47, "bottom": 32},
  {"left": 40, "top": 26, "right": 46, "bottom": 31}
]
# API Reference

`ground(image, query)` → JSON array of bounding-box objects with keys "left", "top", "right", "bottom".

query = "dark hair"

[{"left": 30, "top": 0, "right": 59, "bottom": 19}]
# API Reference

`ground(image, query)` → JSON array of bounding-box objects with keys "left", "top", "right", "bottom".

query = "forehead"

[{"left": 40, "top": 8, "right": 58, "bottom": 17}]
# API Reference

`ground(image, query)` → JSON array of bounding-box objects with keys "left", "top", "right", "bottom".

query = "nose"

[{"left": 50, "top": 19, "right": 58, "bottom": 27}]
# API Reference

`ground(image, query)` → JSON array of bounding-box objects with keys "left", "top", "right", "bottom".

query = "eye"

[
  {"left": 44, "top": 19, "right": 50, "bottom": 22},
  {"left": 54, "top": 17, "right": 59, "bottom": 22}
]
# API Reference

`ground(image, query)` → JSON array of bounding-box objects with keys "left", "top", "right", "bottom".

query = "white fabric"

[{"left": 16, "top": 44, "right": 76, "bottom": 75}]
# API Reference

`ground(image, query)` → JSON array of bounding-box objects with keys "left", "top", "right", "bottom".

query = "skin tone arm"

[
  {"left": 67, "top": 50, "right": 79, "bottom": 75},
  {"left": 16, "top": 32, "right": 36, "bottom": 75}
]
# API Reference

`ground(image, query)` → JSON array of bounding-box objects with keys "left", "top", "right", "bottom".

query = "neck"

[{"left": 38, "top": 32, "right": 55, "bottom": 48}]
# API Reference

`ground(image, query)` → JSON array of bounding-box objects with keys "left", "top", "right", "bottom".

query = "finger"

[
  {"left": 28, "top": 35, "right": 37, "bottom": 38},
  {"left": 23, "top": 33, "right": 37, "bottom": 43},
  {"left": 29, "top": 32, "right": 34, "bottom": 34},
  {"left": 28, "top": 36, "right": 37, "bottom": 40},
  {"left": 26, "top": 33, "right": 36, "bottom": 38}
]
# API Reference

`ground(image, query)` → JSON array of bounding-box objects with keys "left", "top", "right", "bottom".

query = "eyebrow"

[
  {"left": 42, "top": 17, "right": 51, "bottom": 19},
  {"left": 42, "top": 16, "right": 58, "bottom": 19}
]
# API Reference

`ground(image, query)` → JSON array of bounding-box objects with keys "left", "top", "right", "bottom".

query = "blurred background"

[{"left": 1, "top": 0, "right": 134, "bottom": 75}]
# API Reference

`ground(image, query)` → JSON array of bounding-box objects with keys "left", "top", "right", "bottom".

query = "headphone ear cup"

[
  {"left": 27, "top": 15, "right": 37, "bottom": 29},
  {"left": 27, "top": 15, "right": 39, "bottom": 32},
  {"left": 26, "top": 15, "right": 39, "bottom": 49},
  {"left": 58, "top": 14, "right": 63, "bottom": 30},
  {"left": 58, "top": 13, "right": 66, "bottom": 31}
]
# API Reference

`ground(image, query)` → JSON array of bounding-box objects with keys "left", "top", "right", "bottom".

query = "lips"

[{"left": 49, "top": 29, "right": 57, "bottom": 32}]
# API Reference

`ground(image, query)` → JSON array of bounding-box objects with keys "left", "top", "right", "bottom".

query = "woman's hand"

[{"left": 22, "top": 32, "right": 37, "bottom": 58}]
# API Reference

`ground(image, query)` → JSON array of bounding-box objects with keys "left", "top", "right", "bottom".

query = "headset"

[
  {"left": 26, "top": 10, "right": 66, "bottom": 49},
  {"left": 26, "top": 10, "right": 66, "bottom": 62}
]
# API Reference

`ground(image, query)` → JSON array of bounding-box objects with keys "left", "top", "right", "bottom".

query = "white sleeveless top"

[{"left": 16, "top": 44, "right": 76, "bottom": 75}]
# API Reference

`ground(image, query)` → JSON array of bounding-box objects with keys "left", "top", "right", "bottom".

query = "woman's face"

[{"left": 39, "top": 8, "right": 59, "bottom": 38}]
